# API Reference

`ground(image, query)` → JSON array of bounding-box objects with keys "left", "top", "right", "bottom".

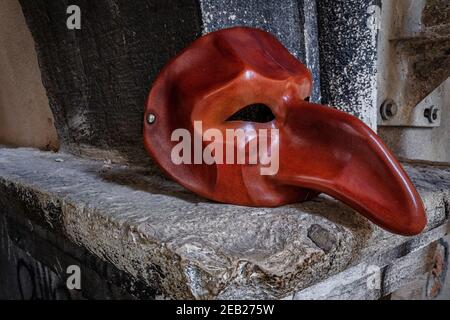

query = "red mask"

[{"left": 143, "top": 27, "right": 426, "bottom": 236}]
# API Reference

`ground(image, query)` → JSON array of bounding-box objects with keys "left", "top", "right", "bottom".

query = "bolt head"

[
  {"left": 386, "top": 103, "right": 397, "bottom": 117},
  {"left": 380, "top": 100, "right": 398, "bottom": 120},
  {"left": 432, "top": 109, "right": 438, "bottom": 121},
  {"left": 424, "top": 106, "right": 439, "bottom": 123}
]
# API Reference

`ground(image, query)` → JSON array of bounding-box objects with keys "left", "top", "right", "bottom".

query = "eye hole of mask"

[{"left": 226, "top": 103, "right": 275, "bottom": 123}]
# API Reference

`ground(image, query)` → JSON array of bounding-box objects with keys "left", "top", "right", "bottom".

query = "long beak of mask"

[{"left": 144, "top": 27, "right": 427, "bottom": 236}]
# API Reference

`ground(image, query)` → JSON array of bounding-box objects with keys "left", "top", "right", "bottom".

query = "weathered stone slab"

[
  {"left": 0, "top": 148, "right": 448, "bottom": 299},
  {"left": 290, "top": 223, "right": 449, "bottom": 300}
]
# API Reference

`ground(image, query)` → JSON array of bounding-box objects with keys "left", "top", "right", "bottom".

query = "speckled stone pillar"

[{"left": 316, "top": 0, "right": 380, "bottom": 130}]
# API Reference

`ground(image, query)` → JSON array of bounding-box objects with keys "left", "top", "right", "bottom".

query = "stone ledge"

[{"left": 0, "top": 147, "right": 449, "bottom": 299}]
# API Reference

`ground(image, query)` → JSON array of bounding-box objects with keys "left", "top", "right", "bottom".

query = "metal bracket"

[{"left": 379, "top": 76, "right": 449, "bottom": 128}]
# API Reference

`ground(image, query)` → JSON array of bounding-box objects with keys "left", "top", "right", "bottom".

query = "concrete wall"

[{"left": 0, "top": 0, "right": 58, "bottom": 150}]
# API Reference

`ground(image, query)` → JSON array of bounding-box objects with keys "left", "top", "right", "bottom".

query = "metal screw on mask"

[{"left": 146, "top": 113, "right": 156, "bottom": 125}]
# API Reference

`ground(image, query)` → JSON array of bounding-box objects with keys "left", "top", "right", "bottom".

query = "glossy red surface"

[{"left": 143, "top": 27, "right": 426, "bottom": 236}]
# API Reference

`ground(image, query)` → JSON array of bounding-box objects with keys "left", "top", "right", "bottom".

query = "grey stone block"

[
  {"left": 0, "top": 148, "right": 448, "bottom": 299},
  {"left": 19, "top": 0, "right": 203, "bottom": 165}
]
